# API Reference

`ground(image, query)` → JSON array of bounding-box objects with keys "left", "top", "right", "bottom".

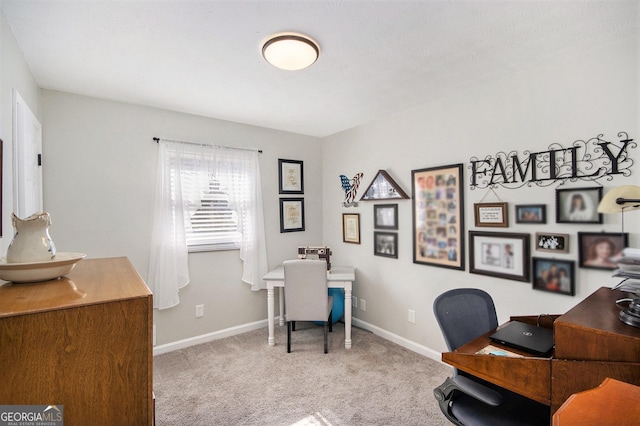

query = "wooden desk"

[
  {"left": 442, "top": 322, "right": 553, "bottom": 405},
  {"left": 263, "top": 265, "right": 355, "bottom": 349},
  {"left": 442, "top": 287, "right": 640, "bottom": 413},
  {"left": 553, "top": 378, "right": 640, "bottom": 425},
  {"left": 0, "top": 257, "right": 154, "bottom": 425}
]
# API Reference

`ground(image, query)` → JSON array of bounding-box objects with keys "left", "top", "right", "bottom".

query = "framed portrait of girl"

[
  {"left": 578, "top": 232, "right": 628, "bottom": 270},
  {"left": 556, "top": 187, "right": 602, "bottom": 224}
]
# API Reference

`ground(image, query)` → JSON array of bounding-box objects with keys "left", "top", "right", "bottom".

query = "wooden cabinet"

[
  {"left": 0, "top": 257, "right": 153, "bottom": 426},
  {"left": 551, "top": 287, "right": 640, "bottom": 410}
]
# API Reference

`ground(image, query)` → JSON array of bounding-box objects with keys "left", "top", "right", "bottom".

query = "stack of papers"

[{"left": 612, "top": 248, "right": 640, "bottom": 294}]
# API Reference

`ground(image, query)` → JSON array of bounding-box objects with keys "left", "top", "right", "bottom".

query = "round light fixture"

[{"left": 262, "top": 33, "right": 319, "bottom": 71}]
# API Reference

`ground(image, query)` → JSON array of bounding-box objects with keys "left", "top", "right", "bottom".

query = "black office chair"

[{"left": 432, "top": 288, "right": 550, "bottom": 426}]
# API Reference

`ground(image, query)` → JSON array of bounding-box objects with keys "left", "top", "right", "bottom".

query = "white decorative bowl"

[{"left": 0, "top": 252, "right": 86, "bottom": 283}]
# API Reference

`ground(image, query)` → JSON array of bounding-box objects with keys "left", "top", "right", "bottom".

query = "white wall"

[
  {"left": 0, "top": 10, "right": 41, "bottom": 253},
  {"left": 322, "top": 35, "right": 639, "bottom": 354},
  {"left": 41, "top": 91, "right": 322, "bottom": 345},
  {"left": 5, "top": 6, "right": 639, "bottom": 357}
]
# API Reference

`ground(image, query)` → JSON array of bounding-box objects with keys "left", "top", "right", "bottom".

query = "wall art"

[
  {"left": 516, "top": 204, "right": 546, "bottom": 224},
  {"left": 578, "top": 232, "right": 628, "bottom": 270},
  {"left": 535, "top": 232, "right": 569, "bottom": 253},
  {"left": 469, "top": 231, "right": 530, "bottom": 282},
  {"left": 340, "top": 172, "right": 364, "bottom": 207},
  {"left": 279, "top": 198, "right": 305, "bottom": 232},
  {"left": 556, "top": 187, "right": 602, "bottom": 224},
  {"left": 469, "top": 132, "right": 635, "bottom": 189},
  {"left": 342, "top": 213, "right": 361, "bottom": 244},
  {"left": 278, "top": 159, "right": 303, "bottom": 194},
  {"left": 374, "top": 204, "right": 398, "bottom": 230},
  {"left": 474, "top": 202, "right": 508, "bottom": 227},
  {"left": 374, "top": 231, "right": 397, "bottom": 258},
  {"left": 361, "top": 170, "right": 409, "bottom": 200},
  {"left": 412, "top": 164, "right": 464, "bottom": 270},
  {"left": 532, "top": 257, "right": 575, "bottom": 296}
]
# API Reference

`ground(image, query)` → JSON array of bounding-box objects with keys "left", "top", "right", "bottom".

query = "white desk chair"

[{"left": 283, "top": 259, "right": 333, "bottom": 353}]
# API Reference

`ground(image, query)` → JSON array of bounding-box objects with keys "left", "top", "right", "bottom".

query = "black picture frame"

[
  {"left": 278, "top": 159, "right": 304, "bottom": 194},
  {"left": 374, "top": 231, "right": 398, "bottom": 258},
  {"left": 516, "top": 204, "right": 547, "bottom": 224},
  {"left": 279, "top": 198, "right": 305, "bottom": 233},
  {"left": 532, "top": 257, "right": 575, "bottom": 296},
  {"left": 469, "top": 231, "right": 530, "bottom": 282},
  {"left": 556, "top": 187, "right": 603, "bottom": 224},
  {"left": 578, "top": 232, "right": 628, "bottom": 270},
  {"left": 412, "top": 163, "right": 465, "bottom": 270},
  {"left": 535, "top": 233, "right": 569, "bottom": 253},
  {"left": 374, "top": 204, "right": 398, "bottom": 230},
  {"left": 342, "top": 213, "right": 361, "bottom": 244}
]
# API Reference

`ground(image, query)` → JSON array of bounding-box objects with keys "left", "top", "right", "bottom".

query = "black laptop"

[{"left": 489, "top": 321, "right": 554, "bottom": 356}]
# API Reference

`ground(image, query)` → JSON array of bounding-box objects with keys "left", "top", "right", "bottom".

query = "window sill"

[{"left": 188, "top": 244, "right": 240, "bottom": 253}]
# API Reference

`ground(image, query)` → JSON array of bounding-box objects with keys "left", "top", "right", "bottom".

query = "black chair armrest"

[{"left": 434, "top": 376, "right": 503, "bottom": 407}]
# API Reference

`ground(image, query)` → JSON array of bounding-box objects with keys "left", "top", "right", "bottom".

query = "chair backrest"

[
  {"left": 283, "top": 259, "right": 329, "bottom": 322},
  {"left": 433, "top": 288, "right": 498, "bottom": 351}
]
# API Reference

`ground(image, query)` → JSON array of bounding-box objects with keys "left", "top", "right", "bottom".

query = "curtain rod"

[{"left": 153, "top": 137, "right": 262, "bottom": 153}]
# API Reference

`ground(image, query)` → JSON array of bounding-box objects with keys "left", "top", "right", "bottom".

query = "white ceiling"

[{"left": 1, "top": 1, "right": 638, "bottom": 137}]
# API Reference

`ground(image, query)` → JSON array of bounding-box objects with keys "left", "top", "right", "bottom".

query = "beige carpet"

[{"left": 153, "top": 322, "right": 453, "bottom": 425}]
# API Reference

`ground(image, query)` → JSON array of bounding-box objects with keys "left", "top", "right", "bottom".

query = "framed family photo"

[
  {"left": 532, "top": 257, "right": 575, "bottom": 296},
  {"left": 578, "top": 232, "right": 627, "bottom": 270},
  {"left": 535, "top": 233, "right": 569, "bottom": 253},
  {"left": 474, "top": 202, "right": 508, "bottom": 227},
  {"left": 342, "top": 213, "right": 361, "bottom": 244},
  {"left": 556, "top": 187, "right": 602, "bottom": 224},
  {"left": 279, "top": 198, "right": 305, "bottom": 232},
  {"left": 278, "top": 159, "right": 304, "bottom": 194},
  {"left": 374, "top": 204, "right": 398, "bottom": 230},
  {"left": 412, "top": 164, "right": 464, "bottom": 270},
  {"left": 516, "top": 204, "right": 546, "bottom": 224},
  {"left": 469, "top": 231, "right": 530, "bottom": 282},
  {"left": 374, "top": 231, "right": 398, "bottom": 258}
]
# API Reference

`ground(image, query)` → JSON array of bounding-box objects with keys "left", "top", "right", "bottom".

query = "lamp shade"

[
  {"left": 262, "top": 33, "right": 319, "bottom": 71},
  {"left": 598, "top": 185, "right": 640, "bottom": 213}
]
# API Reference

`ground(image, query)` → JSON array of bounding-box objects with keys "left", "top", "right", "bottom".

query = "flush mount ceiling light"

[{"left": 262, "top": 33, "right": 319, "bottom": 71}]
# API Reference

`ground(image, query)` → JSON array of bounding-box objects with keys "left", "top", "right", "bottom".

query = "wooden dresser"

[{"left": 0, "top": 257, "right": 153, "bottom": 425}]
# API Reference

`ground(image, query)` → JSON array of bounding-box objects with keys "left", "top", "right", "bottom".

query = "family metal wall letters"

[{"left": 469, "top": 132, "right": 635, "bottom": 189}]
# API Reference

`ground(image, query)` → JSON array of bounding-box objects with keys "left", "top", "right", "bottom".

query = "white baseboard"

[
  {"left": 153, "top": 319, "right": 269, "bottom": 356},
  {"left": 153, "top": 316, "right": 446, "bottom": 365},
  {"left": 352, "top": 318, "right": 446, "bottom": 364}
]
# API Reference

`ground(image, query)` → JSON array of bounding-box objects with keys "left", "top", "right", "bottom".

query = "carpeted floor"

[{"left": 153, "top": 323, "right": 453, "bottom": 425}]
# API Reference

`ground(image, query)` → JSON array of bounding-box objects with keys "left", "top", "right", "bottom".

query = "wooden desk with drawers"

[{"left": 442, "top": 287, "right": 640, "bottom": 413}]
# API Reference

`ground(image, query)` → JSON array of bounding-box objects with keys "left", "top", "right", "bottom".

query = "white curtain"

[{"left": 147, "top": 140, "right": 268, "bottom": 310}]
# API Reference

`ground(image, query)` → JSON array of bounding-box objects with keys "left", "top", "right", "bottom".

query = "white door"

[{"left": 13, "top": 90, "right": 43, "bottom": 218}]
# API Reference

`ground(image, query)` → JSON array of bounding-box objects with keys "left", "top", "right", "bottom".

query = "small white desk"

[{"left": 262, "top": 265, "right": 355, "bottom": 349}]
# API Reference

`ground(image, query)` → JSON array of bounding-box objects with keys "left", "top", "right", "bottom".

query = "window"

[
  {"left": 185, "top": 178, "right": 241, "bottom": 251},
  {"left": 167, "top": 149, "right": 253, "bottom": 252},
  {"left": 149, "top": 139, "right": 267, "bottom": 309}
]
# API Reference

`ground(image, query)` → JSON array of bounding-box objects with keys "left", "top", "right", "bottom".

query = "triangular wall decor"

[{"left": 360, "top": 170, "right": 410, "bottom": 200}]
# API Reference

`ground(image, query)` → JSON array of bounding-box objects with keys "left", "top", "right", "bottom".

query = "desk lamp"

[{"left": 598, "top": 185, "right": 640, "bottom": 328}]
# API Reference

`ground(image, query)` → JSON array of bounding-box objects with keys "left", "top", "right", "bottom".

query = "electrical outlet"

[
  {"left": 195, "top": 304, "right": 204, "bottom": 318},
  {"left": 408, "top": 309, "right": 416, "bottom": 324},
  {"left": 360, "top": 299, "right": 366, "bottom": 311},
  {"left": 352, "top": 296, "right": 358, "bottom": 309}
]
